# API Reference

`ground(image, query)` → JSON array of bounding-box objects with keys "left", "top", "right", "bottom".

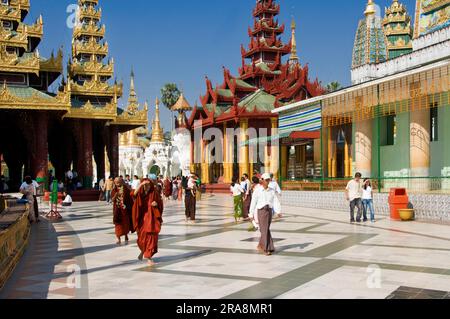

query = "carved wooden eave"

[
  {"left": 114, "top": 109, "right": 148, "bottom": 126},
  {"left": 80, "top": 0, "right": 99, "bottom": 5},
  {"left": 0, "top": 25, "right": 29, "bottom": 49},
  {"left": 40, "top": 49, "right": 63, "bottom": 73},
  {"left": 73, "top": 38, "right": 109, "bottom": 57},
  {"left": 253, "top": 1, "right": 280, "bottom": 16},
  {"left": 69, "top": 59, "right": 114, "bottom": 78},
  {"left": 79, "top": 5, "right": 102, "bottom": 21},
  {"left": 0, "top": 83, "right": 71, "bottom": 111},
  {"left": 9, "top": 0, "right": 30, "bottom": 12},
  {"left": 421, "top": 0, "right": 450, "bottom": 14},
  {"left": 69, "top": 79, "right": 123, "bottom": 98},
  {"left": 63, "top": 100, "right": 117, "bottom": 120},
  {"left": 0, "top": 47, "right": 40, "bottom": 75},
  {"left": 17, "top": 18, "right": 44, "bottom": 40},
  {"left": 73, "top": 22, "right": 106, "bottom": 39},
  {"left": 0, "top": 5, "right": 22, "bottom": 23}
]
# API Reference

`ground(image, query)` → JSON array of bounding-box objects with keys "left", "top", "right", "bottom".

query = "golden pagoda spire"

[
  {"left": 126, "top": 68, "right": 139, "bottom": 114},
  {"left": 150, "top": 97, "right": 164, "bottom": 143},
  {"left": 365, "top": 0, "right": 376, "bottom": 16},
  {"left": 289, "top": 18, "right": 299, "bottom": 64},
  {"left": 128, "top": 129, "right": 140, "bottom": 146}
]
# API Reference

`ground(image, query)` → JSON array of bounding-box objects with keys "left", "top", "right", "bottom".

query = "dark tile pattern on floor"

[{"left": 386, "top": 286, "right": 450, "bottom": 299}]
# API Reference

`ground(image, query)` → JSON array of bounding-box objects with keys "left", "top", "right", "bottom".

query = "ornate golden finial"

[
  {"left": 289, "top": 18, "right": 299, "bottom": 64},
  {"left": 365, "top": 0, "right": 376, "bottom": 16},
  {"left": 150, "top": 97, "right": 164, "bottom": 143},
  {"left": 126, "top": 69, "right": 139, "bottom": 114},
  {"left": 144, "top": 100, "right": 148, "bottom": 112}
]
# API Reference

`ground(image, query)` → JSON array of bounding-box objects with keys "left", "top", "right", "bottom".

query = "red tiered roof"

[
  {"left": 253, "top": 0, "right": 280, "bottom": 17},
  {"left": 188, "top": 0, "right": 324, "bottom": 128}
]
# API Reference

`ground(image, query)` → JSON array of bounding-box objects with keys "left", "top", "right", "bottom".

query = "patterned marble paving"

[{"left": 1, "top": 194, "right": 450, "bottom": 299}]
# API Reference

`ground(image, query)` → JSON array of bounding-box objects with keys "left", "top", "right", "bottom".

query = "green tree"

[
  {"left": 326, "top": 81, "right": 342, "bottom": 93},
  {"left": 160, "top": 83, "right": 181, "bottom": 132}
]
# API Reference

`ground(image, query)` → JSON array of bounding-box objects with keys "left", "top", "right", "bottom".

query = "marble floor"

[{"left": 1, "top": 194, "right": 450, "bottom": 299}]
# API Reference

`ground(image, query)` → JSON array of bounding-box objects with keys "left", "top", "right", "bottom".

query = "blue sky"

[{"left": 28, "top": 0, "right": 416, "bottom": 129}]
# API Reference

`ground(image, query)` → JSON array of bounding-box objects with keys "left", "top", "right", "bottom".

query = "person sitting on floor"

[{"left": 62, "top": 192, "right": 73, "bottom": 207}]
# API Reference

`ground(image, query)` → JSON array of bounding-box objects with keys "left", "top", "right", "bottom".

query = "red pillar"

[
  {"left": 83, "top": 120, "right": 93, "bottom": 188},
  {"left": 109, "top": 126, "right": 119, "bottom": 177},
  {"left": 74, "top": 119, "right": 85, "bottom": 176},
  {"left": 94, "top": 143, "right": 106, "bottom": 183},
  {"left": 32, "top": 112, "right": 48, "bottom": 180}
]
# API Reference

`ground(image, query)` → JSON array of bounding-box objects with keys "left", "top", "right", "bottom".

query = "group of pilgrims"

[
  {"left": 110, "top": 171, "right": 281, "bottom": 266},
  {"left": 110, "top": 173, "right": 201, "bottom": 266}
]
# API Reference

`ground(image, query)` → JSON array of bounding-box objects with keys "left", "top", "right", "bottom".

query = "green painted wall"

[
  {"left": 430, "top": 102, "right": 450, "bottom": 176},
  {"left": 370, "top": 112, "right": 410, "bottom": 177}
]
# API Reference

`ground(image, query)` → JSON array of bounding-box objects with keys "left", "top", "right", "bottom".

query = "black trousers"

[
  {"left": 185, "top": 191, "right": 196, "bottom": 220},
  {"left": 33, "top": 195, "right": 39, "bottom": 219},
  {"left": 350, "top": 198, "right": 365, "bottom": 221}
]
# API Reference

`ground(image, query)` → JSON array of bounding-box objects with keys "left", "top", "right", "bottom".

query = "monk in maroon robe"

[
  {"left": 112, "top": 178, "right": 133, "bottom": 245},
  {"left": 163, "top": 177, "right": 172, "bottom": 200},
  {"left": 132, "top": 179, "right": 164, "bottom": 266}
]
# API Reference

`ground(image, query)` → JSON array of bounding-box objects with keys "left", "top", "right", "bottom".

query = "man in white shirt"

[
  {"left": 249, "top": 173, "right": 281, "bottom": 256},
  {"left": 131, "top": 175, "right": 140, "bottom": 190},
  {"left": 345, "top": 172, "right": 364, "bottom": 223},
  {"left": 20, "top": 178, "right": 40, "bottom": 222},
  {"left": 268, "top": 173, "right": 282, "bottom": 219},
  {"left": 268, "top": 174, "right": 281, "bottom": 195}
]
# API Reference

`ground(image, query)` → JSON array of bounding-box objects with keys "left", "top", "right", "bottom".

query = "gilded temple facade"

[
  {"left": 0, "top": 0, "right": 146, "bottom": 190},
  {"left": 274, "top": 0, "right": 450, "bottom": 194}
]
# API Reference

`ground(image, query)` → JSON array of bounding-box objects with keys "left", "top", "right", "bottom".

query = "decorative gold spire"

[
  {"left": 364, "top": 0, "right": 376, "bottom": 16},
  {"left": 150, "top": 97, "right": 164, "bottom": 143},
  {"left": 126, "top": 69, "right": 139, "bottom": 114},
  {"left": 289, "top": 18, "right": 299, "bottom": 64},
  {"left": 128, "top": 129, "right": 140, "bottom": 146}
]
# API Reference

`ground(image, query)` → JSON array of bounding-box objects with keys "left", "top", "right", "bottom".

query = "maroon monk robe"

[
  {"left": 132, "top": 181, "right": 164, "bottom": 259},
  {"left": 112, "top": 184, "right": 134, "bottom": 237},
  {"left": 163, "top": 178, "right": 172, "bottom": 198}
]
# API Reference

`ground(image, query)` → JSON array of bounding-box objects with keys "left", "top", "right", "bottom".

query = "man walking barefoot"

[
  {"left": 250, "top": 173, "right": 281, "bottom": 256},
  {"left": 346, "top": 172, "right": 364, "bottom": 223}
]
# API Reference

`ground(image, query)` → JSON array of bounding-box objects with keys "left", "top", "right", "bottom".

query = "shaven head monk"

[
  {"left": 111, "top": 177, "right": 133, "bottom": 245},
  {"left": 132, "top": 179, "right": 164, "bottom": 266}
]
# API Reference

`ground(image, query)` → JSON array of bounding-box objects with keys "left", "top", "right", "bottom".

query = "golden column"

[
  {"left": 327, "top": 127, "right": 333, "bottom": 178},
  {"left": 223, "top": 122, "right": 232, "bottom": 183},
  {"left": 190, "top": 135, "right": 196, "bottom": 174},
  {"left": 344, "top": 138, "right": 350, "bottom": 177},
  {"left": 281, "top": 145, "right": 288, "bottom": 181},
  {"left": 201, "top": 139, "right": 210, "bottom": 184},
  {"left": 239, "top": 119, "right": 250, "bottom": 177},
  {"left": 270, "top": 118, "right": 279, "bottom": 180},
  {"left": 264, "top": 145, "right": 271, "bottom": 174}
]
